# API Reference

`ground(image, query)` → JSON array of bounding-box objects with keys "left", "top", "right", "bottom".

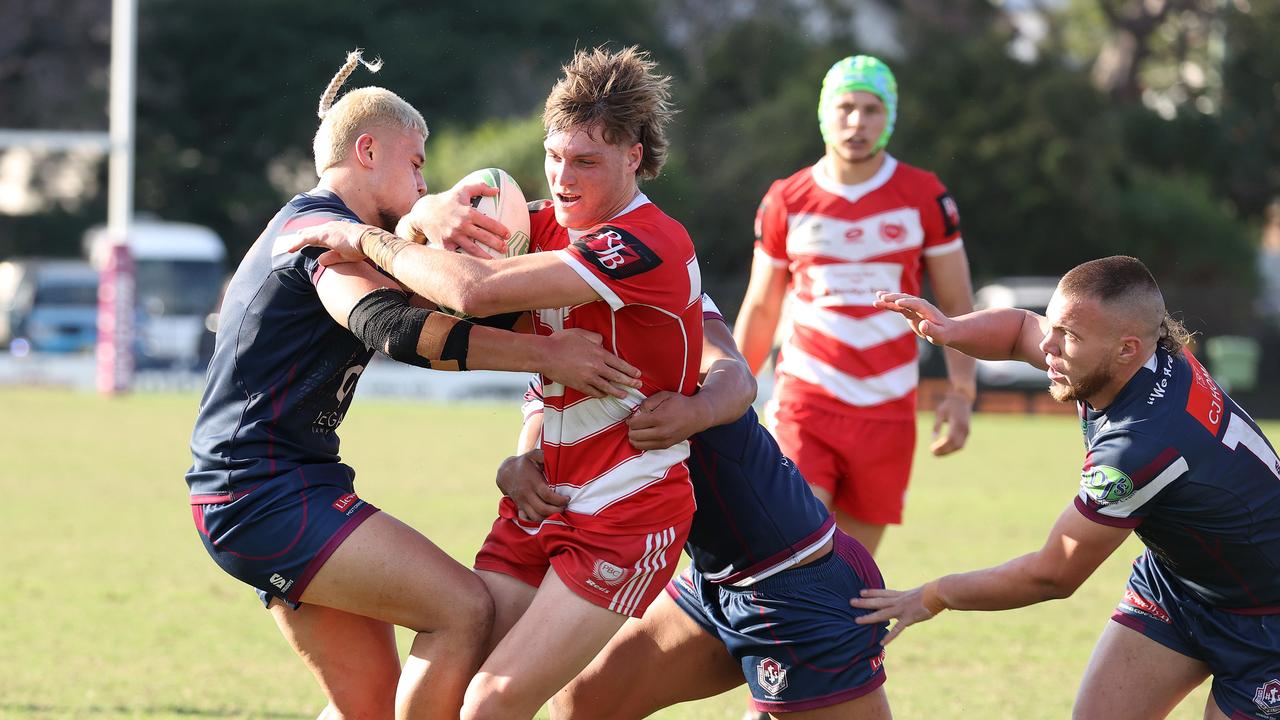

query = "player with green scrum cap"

[{"left": 734, "top": 49, "right": 978, "bottom": 577}]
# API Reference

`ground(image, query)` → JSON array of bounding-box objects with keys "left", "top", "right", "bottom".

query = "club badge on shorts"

[
  {"left": 1254, "top": 678, "right": 1280, "bottom": 716},
  {"left": 757, "top": 657, "right": 789, "bottom": 697},
  {"left": 593, "top": 559, "right": 627, "bottom": 586}
]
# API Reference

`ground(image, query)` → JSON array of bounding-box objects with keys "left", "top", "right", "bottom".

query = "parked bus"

[{"left": 86, "top": 221, "right": 226, "bottom": 368}]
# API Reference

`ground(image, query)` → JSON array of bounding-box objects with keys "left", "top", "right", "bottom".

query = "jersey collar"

[
  {"left": 811, "top": 154, "right": 898, "bottom": 204},
  {"left": 566, "top": 192, "right": 652, "bottom": 243}
]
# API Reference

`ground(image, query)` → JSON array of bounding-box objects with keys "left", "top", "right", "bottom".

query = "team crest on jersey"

[
  {"left": 1254, "top": 679, "right": 1280, "bottom": 715},
  {"left": 936, "top": 192, "right": 961, "bottom": 235},
  {"left": 592, "top": 559, "right": 628, "bottom": 586},
  {"left": 1080, "top": 465, "right": 1134, "bottom": 504},
  {"left": 757, "top": 657, "right": 789, "bottom": 697},
  {"left": 879, "top": 220, "right": 907, "bottom": 243},
  {"left": 574, "top": 226, "right": 662, "bottom": 280}
]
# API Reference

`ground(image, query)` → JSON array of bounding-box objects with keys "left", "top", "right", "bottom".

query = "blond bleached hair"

[
  {"left": 544, "top": 46, "right": 674, "bottom": 180},
  {"left": 312, "top": 49, "right": 428, "bottom": 177}
]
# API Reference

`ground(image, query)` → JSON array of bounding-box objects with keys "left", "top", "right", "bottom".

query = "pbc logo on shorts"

[
  {"left": 332, "top": 493, "right": 359, "bottom": 513},
  {"left": 1255, "top": 679, "right": 1280, "bottom": 716},
  {"left": 574, "top": 226, "right": 662, "bottom": 280},
  {"left": 592, "top": 560, "right": 628, "bottom": 587},
  {"left": 757, "top": 657, "right": 789, "bottom": 697}
]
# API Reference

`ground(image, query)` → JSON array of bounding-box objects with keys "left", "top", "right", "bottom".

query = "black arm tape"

[
  {"left": 441, "top": 319, "right": 472, "bottom": 371},
  {"left": 348, "top": 288, "right": 433, "bottom": 369},
  {"left": 470, "top": 311, "right": 524, "bottom": 331}
]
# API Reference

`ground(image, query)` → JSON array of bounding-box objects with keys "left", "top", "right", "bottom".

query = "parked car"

[
  {"left": 972, "top": 276, "right": 1058, "bottom": 390},
  {"left": 0, "top": 259, "right": 100, "bottom": 353}
]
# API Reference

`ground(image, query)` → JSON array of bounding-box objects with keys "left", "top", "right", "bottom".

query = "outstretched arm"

[
  {"left": 875, "top": 291, "right": 1052, "bottom": 370},
  {"left": 314, "top": 258, "right": 639, "bottom": 397},
  {"left": 849, "top": 502, "right": 1132, "bottom": 645},
  {"left": 291, "top": 221, "right": 601, "bottom": 318}
]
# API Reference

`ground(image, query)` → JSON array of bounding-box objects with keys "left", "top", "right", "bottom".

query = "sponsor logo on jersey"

[
  {"left": 1081, "top": 465, "right": 1135, "bottom": 504},
  {"left": 1121, "top": 588, "right": 1170, "bottom": 623},
  {"left": 1184, "top": 352, "right": 1224, "bottom": 436},
  {"left": 592, "top": 559, "right": 628, "bottom": 587},
  {"left": 574, "top": 226, "right": 663, "bottom": 280},
  {"left": 268, "top": 573, "right": 294, "bottom": 595},
  {"left": 936, "top": 192, "right": 961, "bottom": 235},
  {"left": 332, "top": 493, "right": 359, "bottom": 513},
  {"left": 844, "top": 226, "right": 864, "bottom": 242},
  {"left": 757, "top": 657, "right": 789, "bottom": 697},
  {"left": 1147, "top": 354, "right": 1175, "bottom": 405},
  {"left": 871, "top": 649, "right": 886, "bottom": 672},
  {"left": 1254, "top": 679, "right": 1280, "bottom": 715}
]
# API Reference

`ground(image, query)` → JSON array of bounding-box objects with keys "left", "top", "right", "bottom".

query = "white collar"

[
  {"left": 810, "top": 154, "right": 898, "bottom": 204},
  {"left": 566, "top": 192, "right": 651, "bottom": 242}
]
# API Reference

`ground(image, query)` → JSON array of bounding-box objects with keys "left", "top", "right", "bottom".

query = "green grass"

[{"left": 4, "top": 387, "right": 1266, "bottom": 719}]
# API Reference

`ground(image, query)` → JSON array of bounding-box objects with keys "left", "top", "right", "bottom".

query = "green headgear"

[{"left": 818, "top": 55, "right": 898, "bottom": 152}]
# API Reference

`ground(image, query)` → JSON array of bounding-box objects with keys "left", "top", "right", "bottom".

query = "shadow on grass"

[{"left": 1, "top": 704, "right": 311, "bottom": 719}]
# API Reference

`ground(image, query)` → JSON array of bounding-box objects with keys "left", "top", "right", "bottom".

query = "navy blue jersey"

[
  {"left": 1075, "top": 347, "right": 1280, "bottom": 609},
  {"left": 685, "top": 406, "right": 835, "bottom": 585},
  {"left": 187, "top": 190, "right": 371, "bottom": 501}
]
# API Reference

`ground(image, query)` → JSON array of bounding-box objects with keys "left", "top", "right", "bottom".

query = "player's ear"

[
  {"left": 354, "top": 133, "right": 376, "bottom": 169},
  {"left": 626, "top": 142, "right": 642, "bottom": 173},
  {"left": 1116, "top": 334, "right": 1144, "bottom": 365}
]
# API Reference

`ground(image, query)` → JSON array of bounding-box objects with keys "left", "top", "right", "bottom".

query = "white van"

[{"left": 86, "top": 221, "right": 226, "bottom": 368}]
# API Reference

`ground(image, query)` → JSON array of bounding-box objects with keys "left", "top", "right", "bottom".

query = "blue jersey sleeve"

[{"left": 1075, "top": 430, "right": 1189, "bottom": 528}]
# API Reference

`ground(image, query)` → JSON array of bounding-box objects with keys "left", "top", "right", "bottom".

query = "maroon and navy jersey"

[
  {"left": 187, "top": 190, "right": 370, "bottom": 501},
  {"left": 685, "top": 405, "right": 835, "bottom": 585},
  {"left": 1075, "top": 347, "right": 1280, "bottom": 609}
]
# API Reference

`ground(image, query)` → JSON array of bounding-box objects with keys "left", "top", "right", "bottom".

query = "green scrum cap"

[{"left": 818, "top": 55, "right": 898, "bottom": 152}]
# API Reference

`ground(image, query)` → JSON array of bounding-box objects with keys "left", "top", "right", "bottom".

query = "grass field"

[{"left": 5, "top": 386, "right": 1266, "bottom": 719}]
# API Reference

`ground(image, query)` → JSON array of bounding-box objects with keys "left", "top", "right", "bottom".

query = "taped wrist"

[
  {"left": 348, "top": 288, "right": 473, "bottom": 371},
  {"left": 358, "top": 226, "right": 414, "bottom": 271}
]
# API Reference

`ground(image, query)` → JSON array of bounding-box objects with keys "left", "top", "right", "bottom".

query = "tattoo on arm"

[{"left": 359, "top": 226, "right": 414, "bottom": 271}]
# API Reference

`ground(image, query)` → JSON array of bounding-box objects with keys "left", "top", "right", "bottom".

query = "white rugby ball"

[{"left": 459, "top": 167, "right": 531, "bottom": 259}]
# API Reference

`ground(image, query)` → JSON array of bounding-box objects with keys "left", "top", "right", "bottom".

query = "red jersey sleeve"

[
  {"left": 919, "top": 173, "right": 964, "bottom": 256},
  {"left": 753, "top": 181, "right": 790, "bottom": 265},
  {"left": 558, "top": 222, "right": 696, "bottom": 312}
]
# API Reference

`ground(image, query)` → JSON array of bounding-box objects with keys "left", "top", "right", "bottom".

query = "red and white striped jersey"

[
  {"left": 523, "top": 193, "right": 703, "bottom": 534},
  {"left": 756, "top": 155, "right": 965, "bottom": 418}
]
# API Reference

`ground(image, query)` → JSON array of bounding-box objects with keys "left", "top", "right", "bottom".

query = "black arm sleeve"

[{"left": 347, "top": 288, "right": 475, "bottom": 371}]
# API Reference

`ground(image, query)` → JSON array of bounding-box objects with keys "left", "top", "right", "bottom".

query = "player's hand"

[
  {"left": 495, "top": 449, "right": 568, "bottom": 523},
  {"left": 627, "top": 391, "right": 711, "bottom": 450},
  {"left": 931, "top": 391, "right": 972, "bottom": 456},
  {"left": 398, "top": 181, "right": 509, "bottom": 258},
  {"left": 288, "top": 221, "right": 371, "bottom": 266},
  {"left": 874, "top": 291, "right": 955, "bottom": 346},
  {"left": 542, "top": 329, "right": 642, "bottom": 399},
  {"left": 849, "top": 586, "right": 938, "bottom": 646}
]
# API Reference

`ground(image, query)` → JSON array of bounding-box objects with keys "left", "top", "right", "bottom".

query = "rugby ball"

[{"left": 459, "top": 167, "right": 531, "bottom": 259}]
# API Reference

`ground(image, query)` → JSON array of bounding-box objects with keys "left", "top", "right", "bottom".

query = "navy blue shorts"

[
  {"left": 667, "top": 531, "right": 888, "bottom": 713},
  {"left": 1112, "top": 551, "right": 1280, "bottom": 719},
  {"left": 191, "top": 467, "right": 379, "bottom": 609}
]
